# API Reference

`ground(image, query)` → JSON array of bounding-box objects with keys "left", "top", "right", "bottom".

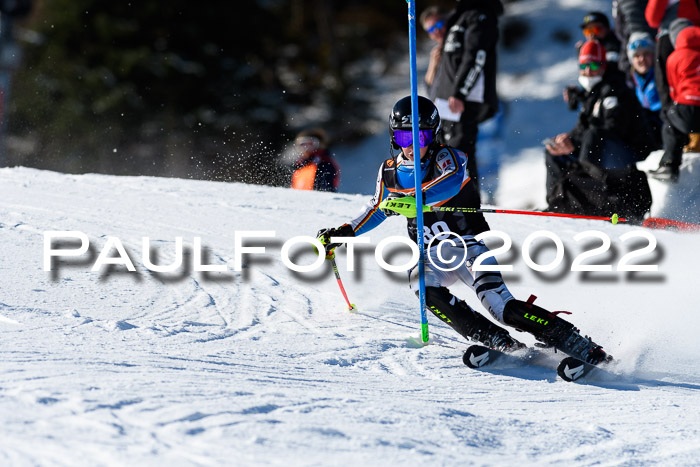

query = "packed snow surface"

[
  {"left": 1, "top": 167, "right": 700, "bottom": 466},
  {"left": 4, "top": 0, "right": 700, "bottom": 464}
]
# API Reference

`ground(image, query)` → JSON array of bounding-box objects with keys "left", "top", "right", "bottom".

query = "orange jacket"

[{"left": 290, "top": 150, "right": 340, "bottom": 192}]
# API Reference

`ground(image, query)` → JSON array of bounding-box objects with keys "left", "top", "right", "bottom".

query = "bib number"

[{"left": 422, "top": 221, "right": 451, "bottom": 243}]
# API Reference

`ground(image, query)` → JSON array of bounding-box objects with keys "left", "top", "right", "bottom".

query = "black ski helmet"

[{"left": 389, "top": 95, "right": 440, "bottom": 149}]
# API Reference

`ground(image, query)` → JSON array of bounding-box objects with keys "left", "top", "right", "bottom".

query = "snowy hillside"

[{"left": 2, "top": 167, "right": 700, "bottom": 465}]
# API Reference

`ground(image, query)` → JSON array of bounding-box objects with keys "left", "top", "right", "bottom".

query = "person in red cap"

[{"left": 544, "top": 40, "right": 655, "bottom": 224}]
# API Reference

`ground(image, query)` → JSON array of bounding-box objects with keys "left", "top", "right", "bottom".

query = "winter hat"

[
  {"left": 627, "top": 32, "right": 655, "bottom": 62},
  {"left": 670, "top": 17, "right": 694, "bottom": 48},
  {"left": 581, "top": 11, "right": 610, "bottom": 29},
  {"left": 579, "top": 40, "right": 606, "bottom": 65},
  {"left": 296, "top": 128, "right": 328, "bottom": 150}
]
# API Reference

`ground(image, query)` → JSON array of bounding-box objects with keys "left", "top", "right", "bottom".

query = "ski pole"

[
  {"left": 315, "top": 236, "right": 357, "bottom": 311},
  {"left": 328, "top": 250, "right": 357, "bottom": 312},
  {"left": 379, "top": 198, "right": 626, "bottom": 224},
  {"left": 406, "top": 0, "right": 430, "bottom": 344}
]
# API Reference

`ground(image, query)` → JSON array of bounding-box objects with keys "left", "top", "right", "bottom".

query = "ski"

[
  {"left": 462, "top": 344, "right": 550, "bottom": 370},
  {"left": 465, "top": 345, "right": 617, "bottom": 383},
  {"left": 557, "top": 356, "right": 611, "bottom": 382}
]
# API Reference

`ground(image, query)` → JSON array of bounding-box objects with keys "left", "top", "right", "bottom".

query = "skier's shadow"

[
  {"left": 474, "top": 366, "right": 648, "bottom": 389},
  {"left": 637, "top": 379, "right": 700, "bottom": 391},
  {"left": 474, "top": 365, "right": 700, "bottom": 392},
  {"left": 584, "top": 374, "right": 700, "bottom": 391},
  {"left": 476, "top": 366, "right": 560, "bottom": 383},
  {"left": 545, "top": 369, "right": 700, "bottom": 391}
]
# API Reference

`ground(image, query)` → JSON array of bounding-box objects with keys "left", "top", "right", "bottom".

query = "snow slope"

[
  {"left": 2, "top": 167, "right": 700, "bottom": 466},
  {"left": 3, "top": 0, "right": 700, "bottom": 464}
]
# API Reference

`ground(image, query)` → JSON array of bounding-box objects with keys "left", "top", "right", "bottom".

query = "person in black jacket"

[
  {"left": 428, "top": 0, "right": 503, "bottom": 193},
  {"left": 544, "top": 41, "right": 654, "bottom": 224}
]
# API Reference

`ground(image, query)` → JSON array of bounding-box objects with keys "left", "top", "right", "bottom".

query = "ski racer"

[{"left": 317, "top": 95, "right": 610, "bottom": 365}]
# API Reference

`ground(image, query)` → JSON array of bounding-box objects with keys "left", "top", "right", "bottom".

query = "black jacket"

[
  {"left": 569, "top": 68, "right": 656, "bottom": 159},
  {"left": 429, "top": 0, "right": 502, "bottom": 123},
  {"left": 600, "top": 33, "right": 623, "bottom": 72},
  {"left": 547, "top": 69, "right": 653, "bottom": 223}
]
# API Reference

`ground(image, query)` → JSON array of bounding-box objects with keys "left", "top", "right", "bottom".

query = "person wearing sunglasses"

[
  {"left": 545, "top": 40, "right": 654, "bottom": 224},
  {"left": 612, "top": 0, "right": 657, "bottom": 79},
  {"left": 315, "top": 95, "right": 613, "bottom": 365},
  {"left": 419, "top": 6, "right": 448, "bottom": 91},
  {"left": 426, "top": 0, "right": 505, "bottom": 196},
  {"left": 578, "top": 11, "right": 622, "bottom": 73}
]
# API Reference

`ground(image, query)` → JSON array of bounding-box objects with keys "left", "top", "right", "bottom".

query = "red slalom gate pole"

[
  {"left": 378, "top": 198, "right": 626, "bottom": 224},
  {"left": 426, "top": 206, "right": 626, "bottom": 224}
]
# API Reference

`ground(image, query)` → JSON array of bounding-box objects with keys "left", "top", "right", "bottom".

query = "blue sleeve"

[{"left": 349, "top": 165, "right": 388, "bottom": 236}]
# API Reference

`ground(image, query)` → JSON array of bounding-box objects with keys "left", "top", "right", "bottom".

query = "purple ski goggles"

[{"left": 393, "top": 129, "right": 433, "bottom": 148}]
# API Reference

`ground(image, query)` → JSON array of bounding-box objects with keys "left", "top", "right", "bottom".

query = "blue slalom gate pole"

[{"left": 406, "top": 0, "right": 429, "bottom": 343}]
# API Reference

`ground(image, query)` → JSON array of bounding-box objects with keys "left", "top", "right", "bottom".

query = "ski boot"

[
  {"left": 425, "top": 287, "right": 525, "bottom": 352},
  {"left": 483, "top": 328, "right": 525, "bottom": 353},
  {"left": 554, "top": 327, "right": 611, "bottom": 364},
  {"left": 502, "top": 297, "right": 611, "bottom": 364}
]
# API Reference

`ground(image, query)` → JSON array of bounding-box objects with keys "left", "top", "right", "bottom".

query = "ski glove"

[
  {"left": 381, "top": 192, "right": 407, "bottom": 217},
  {"left": 317, "top": 223, "right": 355, "bottom": 254}
]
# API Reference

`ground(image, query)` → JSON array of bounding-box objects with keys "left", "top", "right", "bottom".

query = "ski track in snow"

[{"left": 1, "top": 167, "right": 700, "bottom": 466}]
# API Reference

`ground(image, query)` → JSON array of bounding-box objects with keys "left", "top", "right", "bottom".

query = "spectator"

[
  {"left": 290, "top": 128, "right": 340, "bottom": 192},
  {"left": 579, "top": 11, "right": 623, "bottom": 73},
  {"left": 420, "top": 6, "right": 448, "bottom": 93},
  {"left": 628, "top": 32, "right": 663, "bottom": 142},
  {"left": 428, "top": 0, "right": 504, "bottom": 193},
  {"left": 613, "top": 0, "right": 657, "bottom": 78},
  {"left": 544, "top": 41, "right": 653, "bottom": 224},
  {"left": 650, "top": 25, "right": 700, "bottom": 182},
  {"left": 645, "top": 0, "right": 700, "bottom": 113},
  {"left": 667, "top": 18, "right": 700, "bottom": 153}
]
